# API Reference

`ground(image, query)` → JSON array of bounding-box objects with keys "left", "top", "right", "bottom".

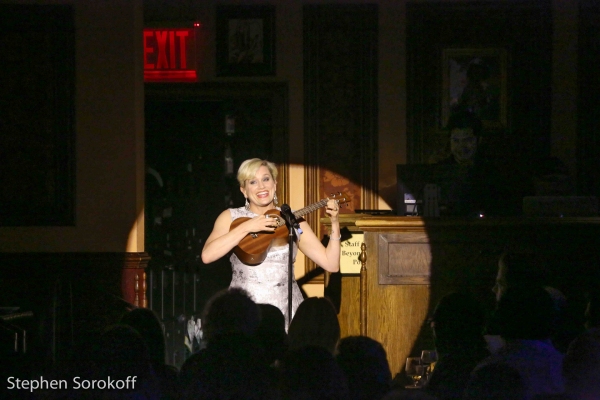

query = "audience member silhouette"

[
  {"left": 335, "top": 335, "right": 392, "bottom": 400},
  {"left": 120, "top": 307, "right": 178, "bottom": 399},
  {"left": 476, "top": 285, "right": 564, "bottom": 399},
  {"left": 424, "top": 291, "right": 489, "bottom": 400},
  {"left": 492, "top": 251, "right": 548, "bottom": 303},
  {"left": 256, "top": 303, "right": 288, "bottom": 367},
  {"left": 199, "top": 286, "right": 262, "bottom": 344},
  {"left": 178, "top": 287, "right": 278, "bottom": 400},
  {"left": 279, "top": 345, "right": 349, "bottom": 400},
  {"left": 180, "top": 333, "right": 279, "bottom": 400},
  {"left": 90, "top": 324, "right": 161, "bottom": 399},
  {"left": 486, "top": 250, "right": 576, "bottom": 353},
  {"left": 562, "top": 327, "right": 600, "bottom": 400},
  {"left": 463, "top": 362, "right": 526, "bottom": 400},
  {"left": 287, "top": 296, "right": 340, "bottom": 355}
]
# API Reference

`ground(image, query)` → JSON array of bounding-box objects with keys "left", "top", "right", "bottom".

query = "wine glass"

[
  {"left": 405, "top": 357, "right": 425, "bottom": 388},
  {"left": 420, "top": 350, "right": 438, "bottom": 382}
]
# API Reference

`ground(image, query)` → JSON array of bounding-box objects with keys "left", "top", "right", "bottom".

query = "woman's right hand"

[
  {"left": 240, "top": 214, "right": 278, "bottom": 234},
  {"left": 202, "top": 211, "right": 278, "bottom": 264}
]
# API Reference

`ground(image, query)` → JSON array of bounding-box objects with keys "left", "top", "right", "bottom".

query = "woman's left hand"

[{"left": 325, "top": 198, "right": 340, "bottom": 221}]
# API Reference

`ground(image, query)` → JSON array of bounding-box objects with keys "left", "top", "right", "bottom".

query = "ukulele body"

[
  {"left": 231, "top": 209, "right": 290, "bottom": 265},
  {"left": 230, "top": 192, "right": 349, "bottom": 266}
]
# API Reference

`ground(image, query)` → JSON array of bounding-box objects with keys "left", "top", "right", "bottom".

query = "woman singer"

[{"left": 201, "top": 158, "right": 341, "bottom": 322}]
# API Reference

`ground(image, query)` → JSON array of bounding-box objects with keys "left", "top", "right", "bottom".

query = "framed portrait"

[
  {"left": 216, "top": 5, "right": 276, "bottom": 77},
  {"left": 442, "top": 48, "right": 508, "bottom": 130}
]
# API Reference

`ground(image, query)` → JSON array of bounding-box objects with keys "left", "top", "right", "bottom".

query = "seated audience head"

[
  {"left": 120, "top": 307, "right": 178, "bottom": 399},
  {"left": 492, "top": 285, "right": 557, "bottom": 341},
  {"left": 444, "top": 110, "right": 483, "bottom": 165},
  {"left": 93, "top": 324, "right": 154, "bottom": 376},
  {"left": 201, "top": 287, "right": 261, "bottom": 344},
  {"left": 335, "top": 335, "right": 392, "bottom": 400},
  {"left": 425, "top": 292, "right": 490, "bottom": 400},
  {"left": 429, "top": 291, "right": 486, "bottom": 354},
  {"left": 92, "top": 324, "right": 160, "bottom": 398},
  {"left": 120, "top": 307, "right": 166, "bottom": 366},
  {"left": 279, "top": 345, "right": 349, "bottom": 400},
  {"left": 181, "top": 332, "right": 279, "bottom": 400},
  {"left": 494, "top": 251, "right": 547, "bottom": 302},
  {"left": 494, "top": 251, "right": 573, "bottom": 353},
  {"left": 563, "top": 327, "right": 600, "bottom": 400},
  {"left": 287, "top": 296, "right": 340, "bottom": 354},
  {"left": 256, "top": 303, "right": 288, "bottom": 366},
  {"left": 463, "top": 362, "right": 526, "bottom": 400}
]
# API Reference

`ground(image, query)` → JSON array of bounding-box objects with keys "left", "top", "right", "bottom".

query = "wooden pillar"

[
  {"left": 359, "top": 242, "right": 368, "bottom": 335},
  {"left": 121, "top": 252, "right": 151, "bottom": 308}
]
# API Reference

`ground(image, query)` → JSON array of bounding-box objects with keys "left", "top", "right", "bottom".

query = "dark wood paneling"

[
  {"left": 378, "top": 233, "right": 433, "bottom": 285},
  {"left": 578, "top": 0, "right": 600, "bottom": 197},
  {"left": 0, "top": 5, "right": 75, "bottom": 226},
  {"left": 304, "top": 4, "right": 378, "bottom": 277},
  {"left": 145, "top": 82, "right": 289, "bottom": 204}
]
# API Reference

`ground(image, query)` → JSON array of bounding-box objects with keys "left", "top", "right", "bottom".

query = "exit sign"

[{"left": 144, "top": 27, "right": 197, "bottom": 82}]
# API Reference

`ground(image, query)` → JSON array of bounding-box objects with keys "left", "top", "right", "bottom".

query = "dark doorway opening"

[{"left": 144, "top": 82, "right": 288, "bottom": 366}]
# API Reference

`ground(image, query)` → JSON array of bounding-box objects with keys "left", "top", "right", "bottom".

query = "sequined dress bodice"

[{"left": 228, "top": 207, "right": 304, "bottom": 324}]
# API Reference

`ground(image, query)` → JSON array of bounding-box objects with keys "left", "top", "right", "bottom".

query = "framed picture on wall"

[
  {"left": 216, "top": 5, "right": 276, "bottom": 77},
  {"left": 442, "top": 48, "right": 508, "bottom": 130}
]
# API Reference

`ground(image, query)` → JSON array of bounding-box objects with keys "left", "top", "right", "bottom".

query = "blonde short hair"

[{"left": 237, "top": 158, "right": 278, "bottom": 187}]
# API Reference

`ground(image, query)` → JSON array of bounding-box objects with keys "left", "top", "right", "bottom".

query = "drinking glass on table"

[
  {"left": 420, "top": 349, "right": 438, "bottom": 382},
  {"left": 405, "top": 357, "right": 425, "bottom": 388}
]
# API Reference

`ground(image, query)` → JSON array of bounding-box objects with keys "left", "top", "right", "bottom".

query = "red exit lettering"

[{"left": 144, "top": 29, "right": 193, "bottom": 70}]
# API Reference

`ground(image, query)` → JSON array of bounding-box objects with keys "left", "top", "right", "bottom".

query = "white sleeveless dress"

[{"left": 228, "top": 207, "right": 304, "bottom": 324}]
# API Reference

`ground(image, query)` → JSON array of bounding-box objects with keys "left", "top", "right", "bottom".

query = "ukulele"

[{"left": 231, "top": 192, "right": 350, "bottom": 265}]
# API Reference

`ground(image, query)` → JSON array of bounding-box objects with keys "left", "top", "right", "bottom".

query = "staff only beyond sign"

[
  {"left": 339, "top": 233, "right": 364, "bottom": 274},
  {"left": 143, "top": 27, "right": 197, "bottom": 82}
]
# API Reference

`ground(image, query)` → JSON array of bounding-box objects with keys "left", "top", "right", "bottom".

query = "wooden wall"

[{"left": 303, "top": 4, "right": 379, "bottom": 277}]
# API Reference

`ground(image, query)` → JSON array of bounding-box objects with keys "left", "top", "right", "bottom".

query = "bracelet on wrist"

[{"left": 329, "top": 234, "right": 342, "bottom": 241}]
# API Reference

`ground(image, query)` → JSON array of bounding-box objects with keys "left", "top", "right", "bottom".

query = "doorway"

[{"left": 144, "top": 82, "right": 289, "bottom": 366}]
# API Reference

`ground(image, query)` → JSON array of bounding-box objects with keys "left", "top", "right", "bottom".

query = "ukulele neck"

[{"left": 293, "top": 198, "right": 329, "bottom": 219}]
